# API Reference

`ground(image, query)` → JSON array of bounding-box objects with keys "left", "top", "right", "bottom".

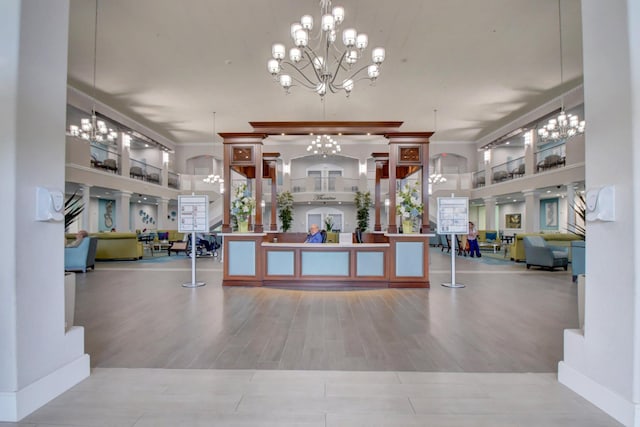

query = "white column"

[
  {"left": 566, "top": 183, "right": 576, "bottom": 231},
  {"left": 161, "top": 152, "right": 169, "bottom": 187},
  {"left": 114, "top": 191, "right": 132, "bottom": 232},
  {"left": 523, "top": 190, "right": 539, "bottom": 233},
  {"left": 524, "top": 130, "right": 536, "bottom": 176},
  {"left": 80, "top": 184, "right": 91, "bottom": 231},
  {"left": 157, "top": 197, "right": 169, "bottom": 230},
  {"left": 118, "top": 133, "right": 131, "bottom": 177},
  {"left": 0, "top": 1, "right": 89, "bottom": 422},
  {"left": 483, "top": 196, "right": 496, "bottom": 230},
  {"left": 558, "top": 1, "right": 640, "bottom": 425}
]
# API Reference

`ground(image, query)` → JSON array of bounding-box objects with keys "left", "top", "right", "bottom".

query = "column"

[
  {"left": 484, "top": 149, "right": 492, "bottom": 185},
  {"left": 522, "top": 190, "right": 539, "bottom": 233},
  {"left": 157, "top": 197, "right": 169, "bottom": 230},
  {"left": 118, "top": 133, "right": 131, "bottom": 177},
  {"left": 524, "top": 130, "right": 536, "bottom": 176},
  {"left": 80, "top": 184, "right": 91, "bottom": 231},
  {"left": 161, "top": 152, "right": 169, "bottom": 187},
  {"left": 0, "top": 1, "right": 89, "bottom": 422},
  {"left": 114, "top": 190, "right": 132, "bottom": 232},
  {"left": 566, "top": 183, "right": 576, "bottom": 230},
  {"left": 483, "top": 196, "right": 496, "bottom": 230},
  {"left": 372, "top": 155, "right": 388, "bottom": 232}
]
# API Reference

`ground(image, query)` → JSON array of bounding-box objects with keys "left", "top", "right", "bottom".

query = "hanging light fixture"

[
  {"left": 68, "top": 0, "right": 118, "bottom": 144},
  {"left": 203, "top": 111, "right": 224, "bottom": 191},
  {"left": 537, "top": 0, "right": 585, "bottom": 143},
  {"left": 429, "top": 173, "right": 446, "bottom": 184},
  {"left": 267, "top": 0, "right": 385, "bottom": 98},
  {"left": 306, "top": 134, "right": 341, "bottom": 157}
]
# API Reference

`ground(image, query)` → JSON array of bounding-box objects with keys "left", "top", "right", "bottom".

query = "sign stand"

[
  {"left": 437, "top": 194, "right": 468, "bottom": 289},
  {"left": 178, "top": 194, "right": 208, "bottom": 288}
]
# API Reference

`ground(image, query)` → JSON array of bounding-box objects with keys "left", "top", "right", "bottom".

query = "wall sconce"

[
  {"left": 384, "top": 198, "right": 390, "bottom": 207},
  {"left": 484, "top": 149, "right": 491, "bottom": 163},
  {"left": 261, "top": 200, "right": 266, "bottom": 208},
  {"left": 359, "top": 162, "right": 367, "bottom": 175},
  {"left": 283, "top": 162, "right": 291, "bottom": 175},
  {"left": 523, "top": 130, "right": 533, "bottom": 147},
  {"left": 162, "top": 151, "right": 169, "bottom": 164},
  {"left": 123, "top": 134, "right": 131, "bottom": 149}
]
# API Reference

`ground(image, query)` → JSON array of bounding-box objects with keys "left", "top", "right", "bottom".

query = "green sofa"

[
  {"left": 91, "top": 232, "right": 143, "bottom": 260},
  {"left": 510, "top": 233, "right": 583, "bottom": 262}
]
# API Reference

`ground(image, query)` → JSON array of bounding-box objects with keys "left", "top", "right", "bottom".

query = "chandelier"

[
  {"left": 203, "top": 174, "right": 223, "bottom": 184},
  {"left": 306, "top": 134, "right": 341, "bottom": 157},
  {"left": 67, "top": 0, "right": 118, "bottom": 144},
  {"left": 537, "top": 0, "right": 585, "bottom": 144},
  {"left": 267, "top": 0, "right": 385, "bottom": 98},
  {"left": 428, "top": 173, "right": 446, "bottom": 184}
]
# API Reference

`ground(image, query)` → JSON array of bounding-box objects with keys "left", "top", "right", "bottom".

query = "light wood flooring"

[{"left": 75, "top": 249, "right": 578, "bottom": 372}]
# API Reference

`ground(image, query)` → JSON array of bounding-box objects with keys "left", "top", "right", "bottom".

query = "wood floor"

[{"left": 74, "top": 249, "right": 579, "bottom": 372}]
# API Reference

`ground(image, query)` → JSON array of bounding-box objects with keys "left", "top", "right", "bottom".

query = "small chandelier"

[
  {"left": 537, "top": 0, "right": 585, "bottom": 144},
  {"left": 306, "top": 134, "right": 341, "bottom": 157},
  {"left": 267, "top": 0, "right": 385, "bottom": 98},
  {"left": 67, "top": 0, "right": 118, "bottom": 145},
  {"left": 428, "top": 173, "right": 446, "bottom": 184}
]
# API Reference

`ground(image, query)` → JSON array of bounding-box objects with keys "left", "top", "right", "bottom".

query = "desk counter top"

[{"left": 261, "top": 242, "right": 390, "bottom": 248}]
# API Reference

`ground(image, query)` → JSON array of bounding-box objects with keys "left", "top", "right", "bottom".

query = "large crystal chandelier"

[
  {"left": 267, "top": 0, "right": 386, "bottom": 98},
  {"left": 306, "top": 134, "right": 341, "bottom": 157},
  {"left": 537, "top": 0, "right": 585, "bottom": 144},
  {"left": 68, "top": 0, "right": 118, "bottom": 144}
]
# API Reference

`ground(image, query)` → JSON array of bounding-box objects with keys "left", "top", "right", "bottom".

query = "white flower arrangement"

[
  {"left": 231, "top": 183, "right": 255, "bottom": 222},
  {"left": 396, "top": 182, "right": 424, "bottom": 219}
]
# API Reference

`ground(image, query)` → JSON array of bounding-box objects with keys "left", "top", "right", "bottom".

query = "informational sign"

[
  {"left": 437, "top": 196, "right": 469, "bottom": 234},
  {"left": 178, "top": 195, "right": 209, "bottom": 233}
]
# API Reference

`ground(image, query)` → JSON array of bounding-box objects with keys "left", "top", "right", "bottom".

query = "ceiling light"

[
  {"left": 67, "top": 0, "right": 118, "bottom": 145},
  {"left": 267, "top": 0, "right": 385, "bottom": 98},
  {"left": 306, "top": 134, "right": 341, "bottom": 158},
  {"left": 537, "top": 0, "right": 585, "bottom": 143}
]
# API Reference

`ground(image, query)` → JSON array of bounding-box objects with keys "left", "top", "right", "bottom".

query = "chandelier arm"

[
  {"left": 329, "top": 51, "right": 349, "bottom": 86},
  {"left": 340, "top": 63, "right": 377, "bottom": 84},
  {"left": 301, "top": 49, "right": 328, "bottom": 83},
  {"left": 280, "top": 59, "right": 323, "bottom": 88},
  {"left": 285, "top": 73, "right": 321, "bottom": 91}
]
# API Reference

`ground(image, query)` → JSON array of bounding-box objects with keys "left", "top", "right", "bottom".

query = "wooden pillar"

[
  {"left": 220, "top": 133, "right": 266, "bottom": 233},
  {"left": 263, "top": 153, "right": 280, "bottom": 232},
  {"left": 372, "top": 153, "right": 388, "bottom": 232},
  {"left": 386, "top": 132, "right": 433, "bottom": 234}
]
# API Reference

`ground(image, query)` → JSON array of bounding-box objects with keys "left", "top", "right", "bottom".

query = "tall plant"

[
  {"left": 566, "top": 193, "right": 586, "bottom": 239},
  {"left": 277, "top": 191, "right": 294, "bottom": 232},
  {"left": 65, "top": 190, "right": 84, "bottom": 230},
  {"left": 354, "top": 191, "right": 372, "bottom": 231}
]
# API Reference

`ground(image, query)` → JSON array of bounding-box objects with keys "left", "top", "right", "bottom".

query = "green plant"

[
  {"left": 231, "top": 183, "right": 255, "bottom": 222},
  {"left": 277, "top": 191, "right": 294, "bottom": 232},
  {"left": 396, "top": 182, "right": 423, "bottom": 219},
  {"left": 354, "top": 191, "right": 372, "bottom": 231},
  {"left": 64, "top": 190, "right": 84, "bottom": 230},
  {"left": 566, "top": 193, "right": 586, "bottom": 240},
  {"left": 324, "top": 215, "right": 334, "bottom": 232}
]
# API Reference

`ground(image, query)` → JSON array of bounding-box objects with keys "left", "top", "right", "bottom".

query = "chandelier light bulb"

[
  {"left": 356, "top": 33, "right": 368, "bottom": 50},
  {"left": 272, "top": 43, "right": 286, "bottom": 60},
  {"left": 332, "top": 6, "right": 344, "bottom": 24},
  {"left": 321, "top": 14, "right": 335, "bottom": 31},
  {"left": 267, "top": 59, "right": 280, "bottom": 74},
  {"left": 372, "top": 47, "right": 385, "bottom": 64},
  {"left": 346, "top": 50, "right": 358, "bottom": 64},
  {"left": 343, "top": 79, "right": 354, "bottom": 93},
  {"left": 300, "top": 15, "right": 313, "bottom": 30},
  {"left": 367, "top": 64, "right": 379, "bottom": 79},
  {"left": 290, "top": 22, "right": 302, "bottom": 38},
  {"left": 279, "top": 74, "right": 292, "bottom": 88},
  {"left": 294, "top": 29, "right": 308, "bottom": 47},
  {"left": 289, "top": 48, "right": 302, "bottom": 62},
  {"left": 342, "top": 28, "right": 356, "bottom": 47}
]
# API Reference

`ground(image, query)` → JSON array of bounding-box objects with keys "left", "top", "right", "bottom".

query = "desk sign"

[
  {"left": 178, "top": 195, "right": 209, "bottom": 233},
  {"left": 437, "top": 196, "right": 469, "bottom": 234}
]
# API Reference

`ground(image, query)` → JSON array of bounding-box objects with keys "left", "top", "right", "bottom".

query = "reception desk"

[{"left": 222, "top": 233, "right": 433, "bottom": 288}]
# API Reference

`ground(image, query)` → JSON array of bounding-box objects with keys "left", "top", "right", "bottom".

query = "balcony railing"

[
  {"left": 472, "top": 170, "right": 485, "bottom": 188},
  {"left": 130, "top": 158, "right": 162, "bottom": 185},
  {"left": 90, "top": 143, "right": 120, "bottom": 174},
  {"left": 168, "top": 171, "right": 180, "bottom": 189},
  {"left": 291, "top": 177, "right": 360, "bottom": 193},
  {"left": 536, "top": 143, "right": 566, "bottom": 173}
]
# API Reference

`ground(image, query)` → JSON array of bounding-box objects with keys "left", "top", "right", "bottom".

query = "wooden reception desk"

[{"left": 222, "top": 232, "right": 433, "bottom": 288}]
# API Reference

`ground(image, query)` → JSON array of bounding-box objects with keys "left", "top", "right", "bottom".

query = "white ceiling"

[{"left": 67, "top": 0, "right": 584, "bottom": 145}]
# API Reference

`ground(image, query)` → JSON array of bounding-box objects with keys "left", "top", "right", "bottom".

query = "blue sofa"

[
  {"left": 64, "top": 237, "right": 98, "bottom": 273},
  {"left": 523, "top": 236, "right": 568, "bottom": 271}
]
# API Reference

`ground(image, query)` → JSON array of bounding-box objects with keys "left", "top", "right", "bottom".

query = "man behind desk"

[{"left": 305, "top": 224, "right": 323, "bottom": 243}]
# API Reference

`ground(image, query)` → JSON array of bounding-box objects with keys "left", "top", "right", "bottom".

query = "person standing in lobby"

[{"left": 467, "top": 221, "right": 481, "bottom": 257}]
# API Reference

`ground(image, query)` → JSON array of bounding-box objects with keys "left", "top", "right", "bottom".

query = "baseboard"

[
  {"left": 0, "top": 353, "right": 90, "bottom": 422},
  {"left": 558, "top": 361, "right": 639, "bottom": 426}
]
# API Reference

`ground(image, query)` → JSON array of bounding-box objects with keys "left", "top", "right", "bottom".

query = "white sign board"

[
  {"left": 437, "top": 197, "right": 469, "bottom": 234},
  {"left": 178, "top": 195, "right": 209, "bottom": 233}
]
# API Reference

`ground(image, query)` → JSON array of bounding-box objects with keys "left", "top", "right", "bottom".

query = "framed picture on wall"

[
  {"left": 505, "top": 213, "right": 521, "bottom": 229},
  {"left": 540, "top": 198, "right": 559, "bottom": 230}
]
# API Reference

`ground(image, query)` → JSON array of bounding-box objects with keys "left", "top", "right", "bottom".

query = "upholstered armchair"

[
  {"left": 65, "top": 237, "right": 98, "bottom": 273},
  {"left": 523, "top": 236, "right": 568, "bottom": 271}
]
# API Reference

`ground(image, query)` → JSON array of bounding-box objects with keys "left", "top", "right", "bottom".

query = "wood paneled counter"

[{"left": 222, "top": 232, "right": 433, "bottom": 288}]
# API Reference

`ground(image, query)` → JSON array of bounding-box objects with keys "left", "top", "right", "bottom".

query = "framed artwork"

[
  {"left": 505, "top": 213, "right": 521, "bottom": 229},
  {"left": 540, "top": 198, "right": 559, "bottom": 230}
]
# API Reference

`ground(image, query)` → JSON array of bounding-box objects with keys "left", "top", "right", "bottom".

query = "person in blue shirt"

[{"left": 305, "top": 224, "right": 323, "bottom": 243}]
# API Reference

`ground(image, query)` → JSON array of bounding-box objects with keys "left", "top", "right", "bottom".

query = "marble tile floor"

[{"left": 2, "top": 369, "right": 621, "bottom": 426}]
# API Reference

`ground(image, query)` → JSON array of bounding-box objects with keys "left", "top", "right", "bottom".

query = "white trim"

[
  {"left": 558, "top": 360, "right": 638, "bottom": 426},
  {"left": 0, "top": 351, "right": 90, "bottom": 422}
]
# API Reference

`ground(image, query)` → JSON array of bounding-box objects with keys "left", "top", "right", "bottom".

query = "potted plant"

[
  {"left": 396, "top": 182, "right": 423, "bottom": 233},
  {"left": 231, "top": 183, "right": 255, "bottom": 232},
  {"left": 567, "top": 193, "right": 586, "bottom": 282},
  {"left": 324, "top": 215, "right": 334, "bottom": 232},
  {"left": 354, "top": 191, "right": 372, "bottom": 232},
  {"left": 65, "top": 190, "right": 84, "bottom": 231},
  {"left": 277, "top": 191, "right": 294, "bottom": 232}
]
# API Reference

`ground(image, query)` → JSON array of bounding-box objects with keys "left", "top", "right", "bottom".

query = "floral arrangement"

[
  {"left": 324, "top": 215, "right": 334, "bottom": 232},
  {"left": 277, "top": 191, "right": 294, "bottom": 232},
  {"left": 396, "top": 182, "right": 423, "bottom": 219},
  {"left": 231, "top": 183, "right": 255, "bottom": 222}
]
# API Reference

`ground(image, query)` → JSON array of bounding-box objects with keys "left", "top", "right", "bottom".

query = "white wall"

[
  {"left": 558, "top": 1, "right": 640, "bottom": 425},
  {"left": 1, "top": 1, "right": 88, "bottom": 421},
  {"left": 130, "top": 203, "right": 159, "bottom": 231}
]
